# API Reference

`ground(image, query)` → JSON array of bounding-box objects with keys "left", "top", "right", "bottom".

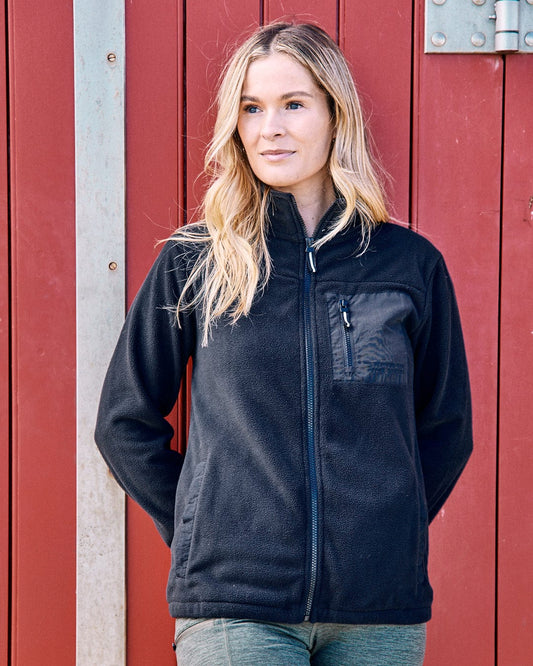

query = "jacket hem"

[{"left": 169, "top": 601, "right": 431, "bottom": 625}]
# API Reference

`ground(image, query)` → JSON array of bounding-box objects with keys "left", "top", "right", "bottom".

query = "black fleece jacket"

[{"left": 95, "top": 191, "right": 473, "bottom": 625}]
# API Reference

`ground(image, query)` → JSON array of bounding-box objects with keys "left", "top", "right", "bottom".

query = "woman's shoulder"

[
  {"left": 160, "top": 221, "right": 210, "bottom": 262},
  {"left": 168, "top": 220, "right": 210, "bottom": 248},
  {"left": 365, "top": 221, "right": 449, "bottom": 290},
  {"left": 372, "top": 221, "right": 444, "bottom": 264},
  {"left": 137, "top": 223, "right": 209, "bottom": 291},
  {"left": 375, "top": 221, "right": 443, "bottom": 254}
]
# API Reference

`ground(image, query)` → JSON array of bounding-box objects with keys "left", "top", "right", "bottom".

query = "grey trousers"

[{"left": 173, "top": 618, "right": 427, "bottom": 665}]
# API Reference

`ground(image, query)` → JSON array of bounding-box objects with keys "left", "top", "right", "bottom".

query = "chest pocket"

[{"left": 326, "top": 291, "right": 414, "bottom": 385}]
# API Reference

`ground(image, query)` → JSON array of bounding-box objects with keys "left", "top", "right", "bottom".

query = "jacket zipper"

[
  {"left": 303, "top": 237, "right": 319, "bottom": 621},
  {"left": 339, "top": 299, "right": 353, "bottom": 368}
]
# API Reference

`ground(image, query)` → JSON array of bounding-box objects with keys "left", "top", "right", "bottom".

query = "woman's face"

[{"left": 237, "top": 52, "right": 335, "bottom": 203}]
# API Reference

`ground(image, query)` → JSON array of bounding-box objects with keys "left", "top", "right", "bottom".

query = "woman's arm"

[
  {"left": 413, "top": 256, "right": 473, "bottom": 523},
  {"left": 94, "top": 241, "right": 196, "bottom": 546}
]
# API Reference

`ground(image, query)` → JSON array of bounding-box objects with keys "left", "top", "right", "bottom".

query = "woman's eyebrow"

[
  {"left": 280, "top": 91, "right": 314, "bottom": 100},
  {"left": 240, "top": 90, "right": 314, "bottom": 102}
]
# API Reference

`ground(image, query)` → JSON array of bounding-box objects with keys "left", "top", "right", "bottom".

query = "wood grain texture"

[
  {"left": 265, "top": 0, "right": 337, "bottom": 37},
  {"left": 0, "top": 2, "right": 9, "bottom": 663},
  {"left": 341, "top": 0, "right": 413, "bottom": 224},
  {"left": 186, "top": 0, "right": 260, "bottom": 217},
  {"left": 497, "top": 54, "right": 533, "bottom": 666},
  {"left": 9, "top": 0, "right": 76, "bottom": 662}
]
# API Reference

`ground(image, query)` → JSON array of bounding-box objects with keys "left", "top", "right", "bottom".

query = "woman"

[{"left": 95, "top": 22, "right": 472, "bottom": 665}]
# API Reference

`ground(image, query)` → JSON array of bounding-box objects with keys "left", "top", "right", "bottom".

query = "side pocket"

[
  {"left": 417, "top": 493, "right": 429, "bottom": 588},
  {"left": 175, "top": 461, "right": 207, "bottom": 578}
]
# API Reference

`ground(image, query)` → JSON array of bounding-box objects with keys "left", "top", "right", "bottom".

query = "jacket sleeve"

[
  {"left": 413, "top": 256, "right": 473, "bottom": 524},
  {"left": 94, "top": 241, "right": 196, "bottom": 546}
]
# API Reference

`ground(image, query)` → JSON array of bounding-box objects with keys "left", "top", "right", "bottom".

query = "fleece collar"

[{"left": 266, "top": 189, "right": 352, "bottom": 243}]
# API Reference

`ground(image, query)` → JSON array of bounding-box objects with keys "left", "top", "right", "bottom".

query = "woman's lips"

[{"left": 260, "top": 150, "right": 295, "bottom": 162}]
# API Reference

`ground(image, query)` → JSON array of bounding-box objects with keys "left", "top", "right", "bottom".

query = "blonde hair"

[{"left": 175, "top": 22, "right": 389, "bottom": 345}]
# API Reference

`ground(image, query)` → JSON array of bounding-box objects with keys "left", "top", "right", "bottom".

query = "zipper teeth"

[
  {"left": 343, "top": 327, "right": 353, "bottom": 367},
  {"left": 303, "top": 241, "right": 318, "bottom": 621},
  {"left": 339, "top": 300, "right": 353, "bottom": 367}
]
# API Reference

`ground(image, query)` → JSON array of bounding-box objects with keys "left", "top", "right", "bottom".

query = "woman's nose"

[{"left": 260, "top": 111, "right": 285, "bottom": 140}]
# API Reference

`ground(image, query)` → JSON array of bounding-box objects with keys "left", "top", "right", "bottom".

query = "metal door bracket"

[{"left": 425, "top": 0, "right": 533, "bottom": 53}]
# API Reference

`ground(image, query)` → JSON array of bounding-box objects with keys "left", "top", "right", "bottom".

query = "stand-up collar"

[{"left": 267, "top": 189, "right": 350, "bottom": 242}]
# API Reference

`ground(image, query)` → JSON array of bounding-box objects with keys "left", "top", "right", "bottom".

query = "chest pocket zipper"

[{"left": 338, "top": 299, "right": 353, "bottom": 368}]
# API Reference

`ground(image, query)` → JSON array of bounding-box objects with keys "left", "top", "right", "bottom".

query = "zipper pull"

[
  {"left": 305, "top": 238, "right": 317, "bottom": 273},
  {"left": 339, "top": 299, "right": 351, "bottom": 329}
]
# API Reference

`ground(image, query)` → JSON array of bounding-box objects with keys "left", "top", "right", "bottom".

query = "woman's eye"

[
  {"left": 287, "top": 101, "right": 302, "bottom": 110},
  {"left": 243, "top": 105, "right": 260, "bottom": 114}
]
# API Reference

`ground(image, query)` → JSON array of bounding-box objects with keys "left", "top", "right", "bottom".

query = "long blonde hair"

[{"left": 175, "top": 22, "right": 389, "bottom": 346}]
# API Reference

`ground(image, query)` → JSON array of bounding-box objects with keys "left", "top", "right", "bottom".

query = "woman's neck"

[{"left": 290, "top": 178, "right": 336, "bottom": 237}]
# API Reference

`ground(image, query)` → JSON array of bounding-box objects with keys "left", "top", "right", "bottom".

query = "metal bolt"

[
  {"left": 432, "top": 0, "right": 446, "bottom": 5},
  {"left": 431, "top": 32, "right": 447, "bottom": 47},
  {"left": 471, "top": 32, "right": 486, "bottom": 47},
  {"left": 107, "top": 52, "right": 117, "bottom": 63},
  {"left": 525, "top": 32, "right": 533, "bottom": 47},
  {"left": 108, "top": 261, "right": 118, "bottom": 271},
  {"left": 472, "top": 0, "right": 486, "bottom": 6}
]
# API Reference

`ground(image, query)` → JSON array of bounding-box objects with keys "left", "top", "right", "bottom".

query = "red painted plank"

[
  {"left": 0, "top": 2, "right": 9, "bottom": 663},
  {"left": 341, "top": 0, "right": 413, "bottom": 249},
  {"left": 498, "top": 54, "right": 533, "bottom": 666},
  {"left": 125, "top": 1, "right": 183, "bottom": 663},
  {"left": 412, "top": 2, "right": 500, "bottom": 663},
  {"left": 186, "top": 1, "right": 260, "bottom": 216},
  {"left": 126, "top": 0, "right": 182, "bottom": 296},
  {"left": 265, "top": 0, "right": 337, "bottom": 38},
  {"left": 8, "top": 0, "right": 76, "bottom": 663}
]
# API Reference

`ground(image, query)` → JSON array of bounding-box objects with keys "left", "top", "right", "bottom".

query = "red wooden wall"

[
  {"left": 498, "top": 55, "right": 533, "bottom": 666},
  {"left": 2, "top": 0, "right": 532, "bottom": 663},
  {"left": 3, "top": 0, "right": 77, "bottom": 664},
  {"left": 1, "top": 1, "right": 9, "bottom": 663}
]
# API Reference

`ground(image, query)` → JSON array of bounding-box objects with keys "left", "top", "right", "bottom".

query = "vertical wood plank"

[
  {"left": 498, "top": 54, "right": 533, "bottom": 666},
  {"left": 125, "top": 1, "right": 182, "bottom": 663},
  {"left": 264, "top": 0, "right": 337, "bottom": 37},
  {"left": 0, "top": 1, "right": 9, "bottom": 662},
  {"left": 341, "top": 0, "right": 413, "bottom": 235},
  {"left": 126, "top": 0, "right": 182, "bottom": 294},
  {"left": 412, "top": 2, "right": 500, "bottom": 663},
  {"left": 9, "top": 0, "right": 76, "bottom": 662},
  {"left": 186, "top": 0, "right": 260, "bottom": 217}
]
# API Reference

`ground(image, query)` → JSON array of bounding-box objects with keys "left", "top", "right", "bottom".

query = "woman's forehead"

[{"left": 241, "top": 53, "right": 321, "bottom": 97}]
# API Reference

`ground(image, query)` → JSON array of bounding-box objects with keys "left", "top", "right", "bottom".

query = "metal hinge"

[{"left": 425, "top": 0, "right": 533, "bottom": 53}]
